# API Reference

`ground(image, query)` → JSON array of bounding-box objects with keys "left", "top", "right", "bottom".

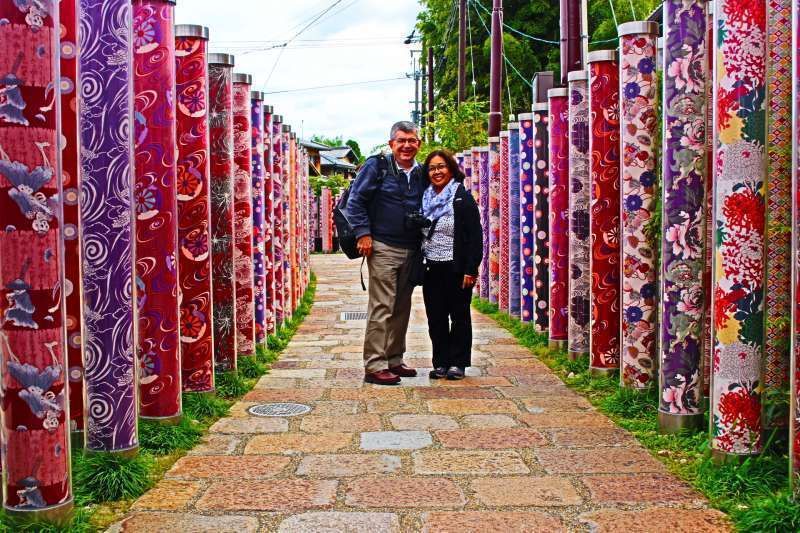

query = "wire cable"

[
  {"left": 466, "top": 0, "right": 477, "bottom": 97},
  {"left": 264, "top": 76, "right": 408, "bottom": 95}
]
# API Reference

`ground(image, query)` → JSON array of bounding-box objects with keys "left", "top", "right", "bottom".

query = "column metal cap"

[
  {"left": 488, "top": 137, "right": 500, "bottom": 143},
  {"left": 517, "top": 112, "right": 534, "bottom": 119},
  {"left": 508, "top": 122, "right": 519, "bottom": 130},
  {"left": 264, "top": 105, "right": 274, "bottom": 114},
  {"left": 273, "top": 115, "right": 283, "bottom": 122},
  {"left": 175, "top": 24, "right": 208, "bottom": 40},
  {"left": 251, "top": 91, "right": 265, "bottom": 101},
  {"left": 282, "top": 124, "right": 292, "bottom": 133},
  {"left": 587, "top": 49, "right": 618, "bottom": 63},
  {"left": 208, "top": 53, "right": 234, "bottom": 67},
  {"left": 548, "top": 87, "right": 568, "bottom": 98},
  {"left": 532, "top": 102, "right": 549, "bottom": 111},
  {"left": 499, "top": 130, "right": 509, "bottom": 137},
  {"left": 232, "top": 73, "right": 252, "bottom": 85},
  {"left": 567, "top": 70, "right": 588, "bottom": 82},
  {"left": 617, "top": 21, "right": 659, "bottom": 37}
]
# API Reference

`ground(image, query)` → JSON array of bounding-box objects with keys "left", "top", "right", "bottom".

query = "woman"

[{"left": 421, "top": 149, "right": 483, "bottom": 380}]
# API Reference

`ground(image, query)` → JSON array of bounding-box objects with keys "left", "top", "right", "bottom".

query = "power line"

[
  {"left": 466, "top": 0, "right": 477, "bottom": 97},
  {"left": 264, "top": 76, "right": 408, "bottom": 94},
  {"left": 470, "top": 1, "right": 532, "bottom": 88},
  {"left": 470, "top": 0, "right": 559, "bottom": 45}
]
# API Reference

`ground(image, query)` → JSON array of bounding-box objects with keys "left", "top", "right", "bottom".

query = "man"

[{"left": 346, "top": 121, "right": 425, "bottom": 385}]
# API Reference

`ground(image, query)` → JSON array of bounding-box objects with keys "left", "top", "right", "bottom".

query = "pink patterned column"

[
  {"left": 0, "top": 1, "right": 72, "bottom": 517},
  {"left": 133, "top": 0, "right": 181, "bottom": 420},
  {"left": 548, "top": 88, "right": 570, "bottom": 349},
  {"left": 321, "top": 187, "right": 332, "bottom": 252},
  {"left": 792, "top": 0, "right": 800, "bottom": 491},
  {"left": 488, "top": 137, "right": 501, "bottom": 304},
  {"left": 263, "top": 105, "right": 275, "bottom": 334},
  {"left": 272, "top": 115, "right": 285, "bottom": 327},
  {"left": 175, "top": 24, "right": 214, "bottom": 393},
  {"left": 619, "top": 21, "right": 659, "bottom": 387},
  {"left": 282, "top": 126, "right": 292, "bottom": 320},
  {"left": 471, "top": 147, "right": 483, "bottom": 296},
  {"left": 232, "top": 73, "right": 254, "bottom": 357},
  {"left": 499, "top": 130, "right": 511, "bottom": 313}
]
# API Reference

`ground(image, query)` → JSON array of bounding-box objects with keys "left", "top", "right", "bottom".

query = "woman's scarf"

[{"left": 422, "top": 178, "right": 458, "bottom": 223}]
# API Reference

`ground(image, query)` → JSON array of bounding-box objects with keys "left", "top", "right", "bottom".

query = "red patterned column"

[
  {"left": 208, "top": 53, "right": 237, "bottom": 370},
  {"left": 0, "top": 1, "right": 72, "bottom": 518},
  {"left": 321, "top": 187, "right": 332, "bottom": 252},
  {"left": 587, "top": 50, "right": 621, "bottom": 376},
  {"left": 175, "top": 24, "right": 214, "bottom": 393},
  {"left": 499, "top": 130, "right": 510, "bottom": 313},
  {"left": 232, "top": 73, "right": 254, "bottom": 357},
  {"left": 263, "top": 105, "right": 275, "bottom": 334},
  {"left": 792, "top": 0, "right": 800, "bottom": 491},
  {"left": 59, "top": 0, "right": 83, "bottom": 442},
  {"left": 548, "top": 88, "right": 570, "bottom": 349},
  {"left": 133, "top": 0, "right": 181, "bottom": 420},
  {"left": 488, "top": 137, "right": 501, "bottom": 304},
  {"left": 282, "top": 125, "right": 292, "bottom": 321},
  {"left": 272, "top": 115, "right": 285, "bottom": 327}
]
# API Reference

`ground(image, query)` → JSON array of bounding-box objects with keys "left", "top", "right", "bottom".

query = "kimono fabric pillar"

[
  {"left": 232, "top": 73, "right": 255, "bottom": 357},
  {"left": 175, "top": 24, "right": 214, "bottom": 394},
  {"left": 488, "top": 137, "right": 501, "bottom": 304},
  {"left": 133, "top": 0, "right": 181, "bottom": 422},
  {"left": 250, "top": 91, "right": 266, "bottom": 346},
  {"left": 764, "top": 0, "right": 793, "bottom": 401},
  {"left": 702, "top": 4, "right": 715, "bottom": 399},
  {"left": 463, "top": 152, "right": 472, "bottom": 199},
  {"left": 587, "top": 50, "right": 621, "bottom": 376},
  {"left": 59, "top": 0, "right": 83, "bottom": 445},
  {"left": 263, "top": 105, "right": 275, "bottom": 335},
  {"left": 271, "top": 115, "right": 284, "bottom": 327},
  {"left": 499, "top": 131, "right": 510, "bottom": 313},
  {"left": 532, "top": 103, "right": 551, "bottom": 332},
  {"left": 321, "top": 187, "right": 332, "bottom": 252},
  {"left": 79, "top": 0, "right": 138, "bottom": 455},
  {"left": 290, "top": 132, "right": 299, "bottom": 311},
  {"left": 281, "top": 125, "right": 292, "bottom": 321},
  {"left": 548, "top": 88, "right": 569, "bottom": 349},
  {"left": 508, "top": 123, "right": 521, "bottom": 319},
  {"left": 518, "top": 114, "right": 536, "bottom": 323},
  {"left": 0, "top": 3, "right": 72, "bottom": 519},
  {"left": 208, "top": 53, "right": 237, "bottom": 371},
  {"left": 658, "top": 0, "right": 708, "bottom": 433},
  {"left": 710, "top": 0, "right": 767, "bottom": 460},
  {"left": 792, "top": 0, "right": 800, "bottom": 493},
  {"left": 567, "top": 70, "right": 590, "bottom": 360},
  {"left": 478, "top": 146, "right": 490, "bottom": 300},
  {"left": 619, "top": 21, "right": 659, "bottom": 389}
]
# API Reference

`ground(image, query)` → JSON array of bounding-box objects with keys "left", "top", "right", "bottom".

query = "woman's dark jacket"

[{"left": 428, "top": 182, "right": 483, "bottom": 276}]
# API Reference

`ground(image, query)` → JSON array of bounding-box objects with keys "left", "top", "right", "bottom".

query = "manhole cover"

[
  {"left": 248, "top": 403, "right": 311, "bottom": 417},
  {"left": 341, "top": 311, "right": 368, "bottom": 321}
]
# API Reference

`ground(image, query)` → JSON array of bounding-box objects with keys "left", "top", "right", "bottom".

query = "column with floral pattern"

[
  {"left": 658, "top": 1, "right": 708, "bottom": 430},
  {"left": 508, "top": 124, "right": 521, "bottom": 319},
  {"left": 488, "top": 137, "right": 501, "bottom": 304},
  {"left": 548, "top": 89, "right": 570, "bottom": 346},
  {"left": 251, "top": 92, "right": 266, "bottom": 345},
  {"left": 710, "top": 0, "right": 767, "bottom": 457},
  {"left": 519, "top": 114, "right": 535, "bottom": 322},
  {"left": 271, "top": 116, "right": 285, "bottom": 326},
  {"left": 499, "top": 131, "right": 510, "bottom": 312},
  {"left": 263, "top": 106, "right": 275, "bottom": 334},
  {"left": 532, "top": 104, "right": 550, "bottom": 332},
  {"left": 619, "top": 22, "right": 659, "bottom": 388},
  {"left": 477, "top": 147, "right": 490, "bottom": 300},
  {"left": 792, "top": 0, "right": 800, "bottom": 491}
]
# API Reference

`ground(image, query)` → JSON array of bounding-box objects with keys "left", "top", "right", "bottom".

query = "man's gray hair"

[{"left": 389, "top": 121, "right": 419, "bottom": 140}]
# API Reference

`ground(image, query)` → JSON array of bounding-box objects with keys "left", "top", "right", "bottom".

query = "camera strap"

[{"left": 360, "top": 256, "right": 367, "bottom": 291}]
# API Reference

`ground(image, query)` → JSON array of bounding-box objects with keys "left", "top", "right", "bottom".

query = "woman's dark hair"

[{"left": 423, "top": 149, "right": 465, "bottom": 183}]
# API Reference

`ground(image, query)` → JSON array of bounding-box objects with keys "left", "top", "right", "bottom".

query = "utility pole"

[
  {"left": 409, "top": 48, "right": 422, "bottom": 125},
  {"left": 457, "top": 0, "right": 467, "bottom": 105},
  {"left": 427, "top": 46, "right": 434, "bottom": 130},
  {"left": 488, "top": 0, "right": 503, "bottom": 137},
  {"left": 560, "top": 0, "right": 588, "bottom": 84}
]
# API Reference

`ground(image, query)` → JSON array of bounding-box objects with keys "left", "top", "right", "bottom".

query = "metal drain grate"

[
  {"left": 341, "top": 311, "right": 368, "bottom": 321},
  {"left": 248, "top": 403, "right": 311, "bottom": 417}
]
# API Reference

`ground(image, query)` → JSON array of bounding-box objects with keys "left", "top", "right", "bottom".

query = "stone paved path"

[{"left": 113, "top": 254, "right": 730, "bottom": 532}]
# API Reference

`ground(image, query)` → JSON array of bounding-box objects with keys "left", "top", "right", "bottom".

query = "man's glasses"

[{"left": 392, "top": 138, "right": 420, "bottom": 145}]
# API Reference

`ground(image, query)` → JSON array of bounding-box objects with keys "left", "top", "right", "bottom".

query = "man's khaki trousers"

[{"left": 363, "top": 240, "right": 416, "bottom": 373}]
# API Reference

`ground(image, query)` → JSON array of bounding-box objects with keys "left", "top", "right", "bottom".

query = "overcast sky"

[{"left": 176, "top": 1, "right": 422, "bottom": 152}]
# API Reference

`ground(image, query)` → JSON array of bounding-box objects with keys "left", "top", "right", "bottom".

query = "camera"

[{"left": 404, "top": 212, "right": 432, "bottom": 231}]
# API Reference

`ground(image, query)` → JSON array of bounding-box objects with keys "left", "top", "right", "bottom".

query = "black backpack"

[{"left": 333, "top": 154, "right": 395, "bottom": 259}]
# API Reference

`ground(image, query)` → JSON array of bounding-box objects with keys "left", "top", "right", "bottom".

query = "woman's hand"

[{"left": 462, "top": 274, "right": 476, "bottom": 289}]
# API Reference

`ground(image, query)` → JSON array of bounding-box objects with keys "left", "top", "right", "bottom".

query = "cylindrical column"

[
  {"left": 283, "top": 128, "right": 293, "bottom": 319},
  {"left": 463, "top": 152, "right": 473, "bottom": 195},
  {"left": 321, "top": 188, "right": 332, "bottom": 252},
  {"left": 290, "top": 132, "right": 299, "bottom": 312},
  {"left": 0, "top": 3, "right": 73, "bottom": 519},
  {"left": 792, "top": 0, "right": 800, "bottom": 493},
  {"left": 619, "top": 21, "right": 659, "bottom": 387},
  {"left": 764, "top": 0, "right": 794, "bottom": 397},
  {"left": 658, "top": 1, "right": 708, "bottom": 432},
  {"left": 208, "top": 53, "right": 237, "bottom": 371},
  {"left": 477, "top": 147, "right": 490, "bottom": 300},
  {"left": 60, "top": 0, "right": 84, "bottom": 444},
  {"left": 175, "top": 24, "right": 214, "bottom": 393},
  {"left": 456, "top": 151, "right": 465, "bottom": 173},
  {"left": 263, "top": 106, "right": 275, "bottom": 334},
  {"left": 588, "top": 50, "right": 621, "bottom": 375},
  {"left": 548, "top": 88, "right": 570, "bottom": 349},
  {"left": 133, "top": 0, "right": 181, "bottom": 421},
  {"left": 567, "top": 70, "right": 590, "bottom": 360},
  {"left": 271, "top": 115, "right": 285, "bottom": 327},
  {"left": 251, "top": 92, "right": 266, "bottom": 346},
  {"left": 710, "top": 0, "right": 767, "bottom": 459},
  {"left": 470, "top": 148, "right": 482, "bottom": 295},
  {"left": 532, "top": 103, "right": 551, "bottom": 331},
  {"left": 499, "top": 130, "right": 510, "bottom": 313},
  {"left": 232, "top": 73, "right": 254, "bottom": 357},
  {"left": 79, "top": 0, "right": 138, "bottom": 454},
  {"left": 519, "top": 114, "right": 536, "bottom": 322},
  {"left": 488, "top": 136, "right": 501, "bottom": 304},
  {"left": 508, "top": 123, "right": 521, "bottom": 319},
  {"left": 702, "top": 4, "right": 715, "bottom": 399}
]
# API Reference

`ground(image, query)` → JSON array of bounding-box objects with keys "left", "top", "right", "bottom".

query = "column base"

[
  {"left": 710, "top": 448, "right": 751, "bottom": 465},
  {"left": 548, "top": 340, "right": 567, "bottom": 350},
  {"left": 589, "top": 366, "right": 617, "bottom": 377},
  {"left": 568, "top": 350, "right": 588, "bottom": 361},
  {"left": 5, "top": 498, "right": 73, "bottom": 527},
  {"left": 86, "top": 444, "right": 140, "bottom": 458},
  {"left": 658, "top": 411, "right": 704, "bottom": 434},
  {"left": 140, "top": 414, "right": 182, "bottom": 426}
]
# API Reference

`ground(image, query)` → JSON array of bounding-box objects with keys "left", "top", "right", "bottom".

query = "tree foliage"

[
  {"left": 309, "top": 173, "right": 349, "bottom": 197},
  {"left": 418, "top": 98, "right": 488, "bottom": 159}
]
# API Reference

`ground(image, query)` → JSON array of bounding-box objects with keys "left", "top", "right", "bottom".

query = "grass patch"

[
  {"left": 472, "top": 297, "right": 800, "bottom": 532},
  {"left": 0, "top": 506, "right": 94, "bottom": 533},
  {"left": 213, "top": 370, "right": 255, "bottom": 399},
  {"left": 138, "top": 416, "right": 203, "bottom": 455},
  {"left": 237, "top": 355, "right": 267, "bottom": 378},
  {"left": 182, "top": 391, "right": 233, "bottom": 421},
  {"left": 72, "top": 452, "right": 155, "bottom": 503}
]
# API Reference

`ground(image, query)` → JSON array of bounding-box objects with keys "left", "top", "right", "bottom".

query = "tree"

[
  {"left": 345, "top": 139, "right": 365, "bottom": 164},
  {"left": 418, "top": 97, "right": 488, "bottom": 160},
  {"left": 310, "top": 134, "right": 344, "bottom": 147}
]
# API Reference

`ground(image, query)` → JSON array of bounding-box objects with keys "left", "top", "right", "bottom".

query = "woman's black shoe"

[
  {"left": 446, "top": 366, "right": 465, "bottom": 380},
  {"left": 429, "top": 367, "right": 447, "bottom": 379}
]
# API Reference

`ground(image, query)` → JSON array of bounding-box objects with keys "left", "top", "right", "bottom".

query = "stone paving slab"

[{"left": 118, "top": 255, "right": 729, "bottom": 532}]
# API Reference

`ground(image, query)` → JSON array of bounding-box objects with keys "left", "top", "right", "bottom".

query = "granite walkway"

[{"left": 113, "top": 254, "right": 730, "bottom": 532}]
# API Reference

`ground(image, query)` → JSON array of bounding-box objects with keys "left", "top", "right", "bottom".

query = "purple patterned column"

[
  {"left": 508, "top": 123, "right": 521, "bottom": 319},
  {"left": 658, "top": 1, "right": 708, "bottom": 432},
  {"left": 532, "top": 103, "right": 551, "bottom": 331},
  {"left": 619, "top": 21, "right": 659, "bottom": 388},
  {"left": 271, "top": 115, "right": 285, "bottom": 327},
  {"left": 792, "top": 0, "right": 800, "bottom": 491},
  {"left": 133, "top": 0, "right": 181, "bottom": 421},
  {"left": 251, "top": 91, "right": 266, "bottom": 345},
  {"left": 263, "top": 105, "right": 275, "bottom": 334},
  {"left": 567, "top": 71, "right": 590, "bottom": 359},
  {"left": 548, "top": 88, "right": 570, "bottom": 348},
  {"left": 499, "top": 131, "right": 510, "bottom": 313},
  {"left": 710, "top": 0, "right": 767, "bottom": 460},
  {"left": 488, "top": 136, "right": 500, "bottom": 305},
  {"left": 518, "top": 114, "right": 536, "bottom": 322},
  {"left": 477, "top": 147, "right": 490, "bottom": 300},
  {"left": 463, "top": 152, "right": 472, "bottom": 196},
  {"left": 0, "top": 1, "right": 73, "bottom": 517},
  {"left": 282, "top": 125, "right": 292, "bottom": 321},
  {"left": 79, "top": 0, "right": 138, "bottom": 453}
]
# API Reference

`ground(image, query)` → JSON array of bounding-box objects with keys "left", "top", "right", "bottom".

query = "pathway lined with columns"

[{"left": 113, "top": 254, "right": 730, "bottom": 532}]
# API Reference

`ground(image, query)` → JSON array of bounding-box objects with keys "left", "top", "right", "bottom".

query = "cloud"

[{"left": 176, "top": 1, "right": 422, "bottom": 150}]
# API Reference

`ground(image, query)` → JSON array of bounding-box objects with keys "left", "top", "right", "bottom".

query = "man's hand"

[
  {"left": 357, "top": 235, "right": 373, "bottom": 257},
  {"left": 462, "top": 274, "right": 476, "bottom": 289}
]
